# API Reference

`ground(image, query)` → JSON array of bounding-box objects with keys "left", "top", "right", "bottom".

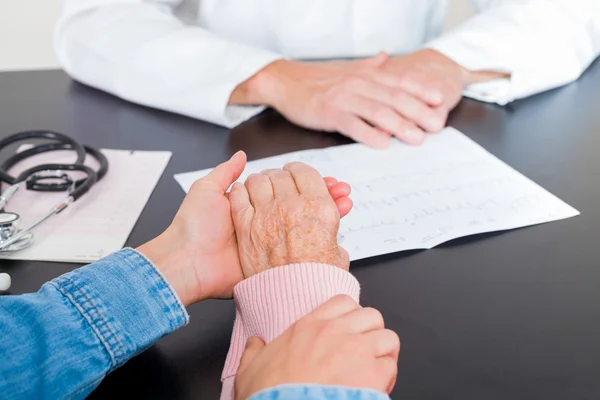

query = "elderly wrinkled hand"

[
  {"left": 139, "top": 152, "right": 352, "bottom": 306},
  {"left": 230, "top": 161, "right": 351, "bottom": 279}
]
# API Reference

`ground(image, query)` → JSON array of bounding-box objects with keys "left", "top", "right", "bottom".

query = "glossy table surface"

[{"left": 1, "top": 61, "right": 600, "bottom": 399}]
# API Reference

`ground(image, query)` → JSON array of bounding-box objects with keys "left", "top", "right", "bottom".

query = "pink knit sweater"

[{"left": 220, "top": 263, "right": 361, "bottom": 400}]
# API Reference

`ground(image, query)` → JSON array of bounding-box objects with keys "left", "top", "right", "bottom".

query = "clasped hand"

[
  {"left": 138, "top": 151, "right": 399, "bottom": 398},
  {"left": 233, "top": 49, "right": 470, "bottom": 148},
  {"left": 139, "top": 151, "right": 352, "bottom": 305}
]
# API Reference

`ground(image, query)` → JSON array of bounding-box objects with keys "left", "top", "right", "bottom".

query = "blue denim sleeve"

[
  {"left": 0, "top": 248, "right": 189, "bottom": 400},
  {"left": 248, "top": 385, "right": 391, "bottom": 400}
]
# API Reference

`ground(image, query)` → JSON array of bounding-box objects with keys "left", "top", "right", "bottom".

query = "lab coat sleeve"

[
  {"left": 425, "top": 0, "right": 600, "bottom": 105},
  {"left": 54, "top": 0, "right": 283, "bottom": 127}
]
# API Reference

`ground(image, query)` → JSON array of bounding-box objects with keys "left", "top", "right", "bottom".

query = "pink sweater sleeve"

[{"left": 220, "top": 263, "right": 361, "bottom": 400}]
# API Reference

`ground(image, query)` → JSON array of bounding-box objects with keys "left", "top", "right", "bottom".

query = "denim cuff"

[
  {"left": 51, "top": 248, "right": 189, "bottom": 371},
  {"left": 249, "top": 384, "right": 390, "bottom": 400}
]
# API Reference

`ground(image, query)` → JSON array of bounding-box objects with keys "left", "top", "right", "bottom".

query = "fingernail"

[
  {"left": 373, "top": 135, "right": 391, "bottom": 149},
  {"left": 230, "top": 150, "right": 243, "bottom": 161},
  {"left": 405, "top": 130, "right": 425, "bottom": 144},
  {"left": 431, "top": 92, "right": 443, "bottom": 105}
]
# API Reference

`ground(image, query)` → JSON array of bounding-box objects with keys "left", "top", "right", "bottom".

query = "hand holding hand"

[
  {"left": 235, "top": 295, "right": 400, "bottom": 399},
  {"left": 230, "top": 162, "right": 350, "bottom": 279},
  {"left": 138, "top": 152, "right": 353, "bottom": 306}
]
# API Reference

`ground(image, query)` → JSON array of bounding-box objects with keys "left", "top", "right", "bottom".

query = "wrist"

[
  {"left": 229, "top": 59, "right": 290, "bottom": 108},
  {"left": 421, "top": 49, "right": 472, "bottom": 86},
  {"left": 137, "top": 231, "right": 203, "bottom": 307},
  {"left": 424, "top": 48, "right": 510, "bottom": 85},
  {"left": 466, "top": 69, "right": 511, "bottom": 84}
]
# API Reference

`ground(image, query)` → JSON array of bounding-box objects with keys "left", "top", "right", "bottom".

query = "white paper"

[
  {"left": 175, "top": 128, "right": 579, "bottom": 261},
  {"left": 0, "top": 149, "right": 171, "bottom": 263}
]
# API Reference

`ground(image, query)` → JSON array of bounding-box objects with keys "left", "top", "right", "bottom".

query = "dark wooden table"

[{"left": 1, "top": 61, "right": 600, "bottom": 399}]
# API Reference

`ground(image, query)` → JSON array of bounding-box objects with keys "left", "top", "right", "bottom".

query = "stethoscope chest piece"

[{"left": 0, "top": 212, "right": 34, "bottom": 252}]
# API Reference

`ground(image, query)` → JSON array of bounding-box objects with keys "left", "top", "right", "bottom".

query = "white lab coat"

[{"left": 55, "top": 0, "right": 600, "bottom": 128}]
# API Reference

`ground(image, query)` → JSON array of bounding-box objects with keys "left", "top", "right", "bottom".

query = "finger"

[
  {"left": 334, "top": 307, "right": 385, "bottom": 334},
  {"left": 325, "top": 180, "right": 352, "bottom": 217},
  {"left": 262, "top": 169, "right": 299, "bottom": 199},
  {"left": 374, "top": 89, "right": 444, "bottom": 133},
  {"left": 329, "top": 181, "right": 351, "bottom": 200},
  {"left": 377, "top": 355, "right": 400, "bottom": 394},
  {"left": 245, "top": 173, "right": 274, "bottom": 208},
  {"left": 373, "top": 70, "right": 444, "bottom": 107},
  {"left": 237, "top": 336, "right": 266, "bottom": 373},
  {"left": 337, "top": 93, "right": 425, "bottom": 145},
  {"left": 283, "top": 162, "right": 330, "bottom": 199},
  {"left": 387, "top": 367, "right": 398, "bottom": 395},
  {"left": 336, "top": 196, "right": 353, "bottom": 218},
  {"left": 323, "top": 177, "right": 338, "bottom": 188},
  {"left": 308, "top": 294, "right": 360, "bottom": 322},
  {"left": 363, "top": 102, "right": 426, "bottom": 145},
  {"left": 356, "top": 51, "right": 389, "bottom": 69},
  {"left": 335, "top": 113, "right": 391, "bottom": 149},
  {"left": 392, "top": 120, "right": 426, "bottom": 145},
  {"left": 430, "top": 106, "right": 450, "bottom": 133},
  {"left": 202, "top": 151, "right": 247, "bottom": 193},
  {"left": 345, "top": 77, "right": 444, "bottom": 133},
  {"left": 230, "top": 182, "right": 254, "bottom": 232},
  {"left": 365, "top": 329, "right": 401, "bottom": 359}
]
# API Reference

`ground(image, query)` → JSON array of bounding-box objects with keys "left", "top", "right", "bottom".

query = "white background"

[{"left": 0, "top": 0, "right": 474, "bottom": 71}]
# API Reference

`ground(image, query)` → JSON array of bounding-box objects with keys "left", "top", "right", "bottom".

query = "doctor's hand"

[
  {"left": 383, "top": 49, "right": 511, "bottom": 130},
  {"left": 230, "top": 52, "right": 447, "bottom": 148},
  {"left": 382, "top": 49, "right": 469, "bottom": 132},
  {"left": 235, "top": 295, "right": 400, "bottom": 399},
  {"left": 230, "top": 162, "right": 350, "bottom": 279},
  {"left": 137, "top": 152, "right": 353, "bottom": 306}
]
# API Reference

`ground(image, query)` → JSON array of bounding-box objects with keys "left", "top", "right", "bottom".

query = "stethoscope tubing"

[{"left": 0, "top": 131, "right": 108, "bottom": 201}]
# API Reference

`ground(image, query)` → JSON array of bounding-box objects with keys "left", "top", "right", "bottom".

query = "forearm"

[
  {"left": 56, "top": 0, "right": 282, "bottom": 127},
  {"left": 220, "top": 263, "right": 361, "bottom": 400},
  {"left": 0, "top": 249, "right": 188, "bottom": 399}
]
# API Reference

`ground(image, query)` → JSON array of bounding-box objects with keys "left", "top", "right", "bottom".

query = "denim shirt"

[{"left": 0, "top": 249, "right": 390, "bottom": 400}]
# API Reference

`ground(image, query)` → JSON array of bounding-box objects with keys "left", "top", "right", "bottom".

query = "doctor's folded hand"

[
  {"left": 56, "top": 1, "right": 600, "bottom": 148},
  {"left": 0, "top": 151, "right": 398, "bottom": 400},
  {"left": 229, "top": 51, "right": 452, "bottom": 148},
  {"left": 230, "top": 50, "right": 509, "bottom": 148}
]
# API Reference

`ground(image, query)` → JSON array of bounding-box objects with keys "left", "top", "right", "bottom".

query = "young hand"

[{"left": 235, "top": 295, "right": 400, "bottom": 399}]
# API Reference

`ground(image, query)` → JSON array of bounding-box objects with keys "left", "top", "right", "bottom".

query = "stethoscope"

[{"left": 0, "top": 130, "right": 109, "bottom": 292}]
